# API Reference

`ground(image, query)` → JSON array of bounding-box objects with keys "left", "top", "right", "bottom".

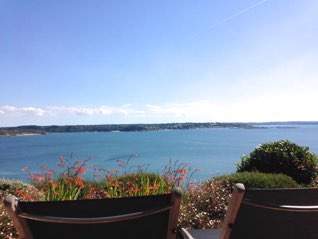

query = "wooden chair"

[
  {"left": 181, "top": 183, "right": 318, "bottom": 239},
  {"left": 4, "top": 188, "right": 182, "bottom": 239}
]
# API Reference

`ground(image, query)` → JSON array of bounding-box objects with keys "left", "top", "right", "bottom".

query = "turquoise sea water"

[{"left": 1, "top": 125, "right": 318, "bottom": 182}]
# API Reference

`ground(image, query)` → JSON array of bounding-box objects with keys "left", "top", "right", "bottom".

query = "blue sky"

[{"left": 1, "top": 0, "right": 318, "bottom": 126}]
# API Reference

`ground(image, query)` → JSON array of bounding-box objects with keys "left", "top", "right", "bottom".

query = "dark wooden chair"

[
  {"left": 182, "top": 183, "right": 318, "bottom": 239},
  {"left": 4, "top": 188, "right": 182, "bottom": 239}
]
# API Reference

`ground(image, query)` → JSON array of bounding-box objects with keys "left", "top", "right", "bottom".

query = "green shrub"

[
  {"left": 215, "top": 172, "right": 299, "bottom": 189},
  {"left": 237, "top": 140, "right": 318, "bottom": 185}
]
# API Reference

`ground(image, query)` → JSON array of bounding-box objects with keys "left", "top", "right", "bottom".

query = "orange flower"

[
  {"left": 75, "top": 166, "right": 87, "bottom": 174},
  {"left": 75, "top": 177, "right": 85, "bottom": 188}
]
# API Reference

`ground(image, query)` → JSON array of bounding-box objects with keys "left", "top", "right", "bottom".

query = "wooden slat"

[{"left": 219, "top": 183, "right": 245, "bottom": 239}]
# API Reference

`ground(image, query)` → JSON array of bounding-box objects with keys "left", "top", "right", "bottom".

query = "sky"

[{"left": 1, "top": 0, "right": 318, "bottom": 127}]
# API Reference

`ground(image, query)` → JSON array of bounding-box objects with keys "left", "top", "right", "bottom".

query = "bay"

[{"left": 1, "top": 125, "right": 318, "bottom": 182}]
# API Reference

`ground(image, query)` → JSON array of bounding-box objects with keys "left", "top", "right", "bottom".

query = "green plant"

[
  {"left": 162, "top": 160, "right": 200, "bottom": 189},
  {"left": 104, "top": 173, "right": 169, "bottom": 197},
  {"left": 215, "top": 172, "right": 299, "bottom": 189},
  {"left": 88, "top": 157, "right": 197, "bottom": 198},
  {"left": 237, "top": 140, "right": 318, "bottom": 185},
  {"left": 18, "top": 154, "right": 198, "bottom": 201}
]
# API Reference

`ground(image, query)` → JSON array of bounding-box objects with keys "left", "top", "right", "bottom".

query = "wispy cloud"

[
  {"left": 0, "top": 105, "right": 145, "bottom": 118},
  {"left": 47, "top": 106, "right": 113, "bottom": 116},
  {"left": 0, "top": 106, "right": 45, "bottom": 116},
  {"left": 21, "top": 107, "right": 45, "bottom": 116}
]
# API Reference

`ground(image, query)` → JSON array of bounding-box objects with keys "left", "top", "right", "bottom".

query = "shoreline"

[
  {"left": 1, "top": 121, "right": 318, "bottom": 136},
  {"left": 0, "top": 122, "right": 258, "bottom": 136}
]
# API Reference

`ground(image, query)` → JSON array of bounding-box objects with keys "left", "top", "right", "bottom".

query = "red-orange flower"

[{"left": 75, "top": 177, "right": 84, "bottom": 188}]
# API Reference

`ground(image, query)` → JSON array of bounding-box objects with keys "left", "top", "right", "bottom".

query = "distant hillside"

[
  {"left": 251, "top": 121, "right": 318, "bottom": 126},
  {"left": 0, "top": 122, "right": 255, "bottom": 136},
  {"left": 2, "top": 122, "right": 317, "bottom": 136}
]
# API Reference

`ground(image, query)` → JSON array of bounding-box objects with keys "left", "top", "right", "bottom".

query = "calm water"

[{"left": 1, "top": 125, "right": 318, "bottom": 182}]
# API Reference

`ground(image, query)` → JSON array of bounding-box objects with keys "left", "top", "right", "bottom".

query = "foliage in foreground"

[
  {"left": 0, "top": 155, "right": 197, "bottom": 239},
  {"left": 215, "top": 172, "right": 300, "bottom": 189},
  {"left": 178, "top": 172, "right": 300, "bottom": 230},
  {"left": 237, "top": 140, "right": 318, "bottom": 185},
  {"left": 179, "top": 179, "right": 232, "bottom": 229},
  {"left": 17, "top": 154, "right": 196, "bottom": 201}
]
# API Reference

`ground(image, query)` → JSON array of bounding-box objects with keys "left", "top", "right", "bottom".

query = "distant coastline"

[{"left": 1, "top": 121, "right": 318, "bottom": 136}]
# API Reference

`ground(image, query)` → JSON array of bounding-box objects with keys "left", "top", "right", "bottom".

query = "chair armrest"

[
  {"left": 180, "top": 228, "right": 194, "bottom": 239},
  {"left": 4, "top": 195, "right": 33, "bottom": 239},
  {"left": 4, "top": 195, "right": 18, "bottom": 212}
]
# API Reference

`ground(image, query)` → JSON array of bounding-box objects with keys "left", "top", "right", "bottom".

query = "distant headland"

[{"left": 1, "top": 121, "right": 317, "bottom": 136}]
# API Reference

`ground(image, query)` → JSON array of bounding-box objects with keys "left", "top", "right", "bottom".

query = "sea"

[{"left": 1, "top": 124, "right": 318, "bottom": 182}]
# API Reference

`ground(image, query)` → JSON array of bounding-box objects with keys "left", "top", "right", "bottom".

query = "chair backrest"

[
  {"left": 220, "top": 183, "right": 318, "bottom": 239},
  {"left": 4, "top": 188, "right": 182, "bottom": 239}
]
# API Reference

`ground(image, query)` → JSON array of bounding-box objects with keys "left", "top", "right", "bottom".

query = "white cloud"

[
  {"left": 97, "top": 106, "right": 113, "bottom": 115},
  {"left": 21, "top": 107, "right": 45, "bottom": 116},
  {"left": 1, "top": 106, "right": 17, "bottom": 112},
  {"left": 0, "top": 105, "right": 145, "bottom": 120},
  {"left": 0, "top": 106, "right": 44, "bottom": 116},
  {"left": 47, "top": 106, "right": 110, "bottom": 116}
]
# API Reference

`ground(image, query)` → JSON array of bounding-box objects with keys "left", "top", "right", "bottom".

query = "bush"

[
  {"left": 237, "top": 140, "right": 318, "bottom": 185},
  {"left": 215, "top": 172, "right": 299, "bottom": 189},
  {"left": 179, "top": 179, "right": 231, "bottom": 229}
]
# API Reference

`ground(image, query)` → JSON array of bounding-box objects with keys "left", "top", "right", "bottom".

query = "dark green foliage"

[
  {"left": 215, "top": 172, "right": 299, "bottom": 189},
  {"left": 237, "top": 140, "right": 318, "bottom": 185},
  {"left": 116, "top": 173, "right": 164, "bottom": 184}
]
